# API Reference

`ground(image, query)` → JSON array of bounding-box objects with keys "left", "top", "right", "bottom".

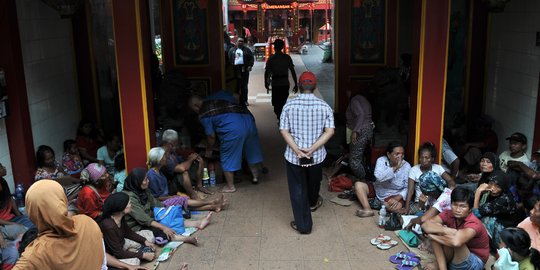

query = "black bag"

[{"left": 384, "top": 212, "right": 402, "bottom": 231}]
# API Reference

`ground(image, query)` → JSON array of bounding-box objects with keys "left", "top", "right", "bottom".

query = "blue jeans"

[
  {"left": 10, "top": 215, "right": 35, "bottom": 229},
  {"left": 449, "top": 252, "right": 484, "bottom": 270}
]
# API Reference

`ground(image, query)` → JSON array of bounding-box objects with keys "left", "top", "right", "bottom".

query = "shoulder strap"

[{"left": 86, "top": 185, "right": 103, "bottom": 203}]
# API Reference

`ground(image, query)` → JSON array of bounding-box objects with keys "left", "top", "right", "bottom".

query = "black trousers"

[
  {"left": 286, "top": 161, "right": 322, "bottom": 233},
  {"left": 234, "top": 65, "right": 250, "bottom": 106},
  {"left": 272, "top": 85, "right": 289, "bottom": 120}
]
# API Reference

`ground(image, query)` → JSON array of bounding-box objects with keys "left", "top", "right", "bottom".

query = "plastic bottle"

[
  {"left": 202, "top": 168, "right": 210, "bottom": 187},
  {"left": 15, "top": 184, "right": 25, "bottom": 207},
  {"left": 378, "top": 205, "right": 386, "bottom": 228},
  {"left": 208, "top": 162, "right": 216, "bottom": 187}
]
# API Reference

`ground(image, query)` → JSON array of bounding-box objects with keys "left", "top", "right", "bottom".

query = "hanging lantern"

[{"left": 41, "top": 0, "right": 83, "bottom": 18}]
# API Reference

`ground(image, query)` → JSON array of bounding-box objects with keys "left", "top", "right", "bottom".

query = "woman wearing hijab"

[
  {"left": 99, "top": 192, "right": 156, "bottom": 263},
  {"left": 77, "top": 163, "right": 112, "bottom": 219},
  {"left": 14, "top": 180, "right": 105, "bottom": 269},
  {"left": 405, "top": 171, "right": 453, "bottom": 230},
  {"left": 473, "top": 170, "right": 518, "bottom": 249},
  {"left": 122, "top": 168, "right": 212, "bottom": 243},
  {"left": 466, "top": 152, "right": 500, "bottom": 186}
]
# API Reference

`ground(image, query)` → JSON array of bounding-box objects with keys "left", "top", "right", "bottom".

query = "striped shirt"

[{"left": 279, "top": 93, "right": 334, "bottom": 165}]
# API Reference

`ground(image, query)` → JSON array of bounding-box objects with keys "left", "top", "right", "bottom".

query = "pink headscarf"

[{"left": 81, "top": 163, "right": 106, "bottom": 183}]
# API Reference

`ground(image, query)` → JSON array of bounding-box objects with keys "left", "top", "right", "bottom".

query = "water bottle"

[
  {"left": 378, "top": 205, "right": 387, "bottom": 228},
  {"left": 15, "top": 184, "right": 25, "bottom": 207},
  {"left": 202, "top": 168, "right": 210, "bottom": 187},
  {"left": 208, "top": 162, "right": 216, "bottom": 187}
]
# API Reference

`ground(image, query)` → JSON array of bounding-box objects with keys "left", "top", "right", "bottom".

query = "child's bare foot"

[
  {"left": 180, "top": 262, "right": 188, "bottom": 270},
  {"left": 198, "top": 212, "right": 213, "bottom": 230}
]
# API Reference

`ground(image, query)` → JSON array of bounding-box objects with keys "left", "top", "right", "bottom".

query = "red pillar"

[
  {"left": 111, "top": 0, "right": 155, "bottom": 171},
  {"left": 0, "top": 0, "right": 36, "bottom": 187},
  {"left": 408, "top": 0, "right": 451, "bottom": 163}
]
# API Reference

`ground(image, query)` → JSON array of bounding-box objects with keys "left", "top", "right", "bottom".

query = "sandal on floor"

[
  {"left": 310, "top": 196, "right": 323, "bottom": 212},
  {"left": 395, "top": 258, "right": 420, "bottom": 270},
  {"left": 337, "top": 190, "right": 354, "bottom": 199},
  {"left": 389, "top": 252, "right": 418, "bottom": 264}
]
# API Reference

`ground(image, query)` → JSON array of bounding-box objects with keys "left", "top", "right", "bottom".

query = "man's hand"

[
  {"left": 188, "top": 153, "right": 199, "bottom": 162},
  {"left": 142, "top": 252, "right": 156, "bottom": 261},
  {"left": 405, "top": 216, "right": 422, "bottom": 230},
  {"left": 248, "top": 66, "right": 252, "bottom": 72}
]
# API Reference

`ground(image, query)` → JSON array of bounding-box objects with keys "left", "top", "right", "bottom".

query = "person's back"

[{"left": 16, "top": 180, "right": 105, "bottom": 270}]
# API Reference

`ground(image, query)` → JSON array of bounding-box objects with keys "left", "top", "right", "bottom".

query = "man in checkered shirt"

[{"left": 279, "top": 71, "right": 335, "bottom": 234}]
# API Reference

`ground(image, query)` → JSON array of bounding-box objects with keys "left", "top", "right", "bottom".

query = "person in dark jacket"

[{"left": 228, "top": 38, "right": 254, "bottom": 106}]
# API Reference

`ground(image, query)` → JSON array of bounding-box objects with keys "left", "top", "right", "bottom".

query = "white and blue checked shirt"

[{"left": 279, "top": 93, "right": 335, "bottom": 166}]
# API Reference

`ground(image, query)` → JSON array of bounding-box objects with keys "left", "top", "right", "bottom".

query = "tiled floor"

[{"left": 151, "top": 55, "right": 403, "bottom": 270}]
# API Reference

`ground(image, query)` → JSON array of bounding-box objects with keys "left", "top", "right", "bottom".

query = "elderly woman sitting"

[
  {"left": 146, "top": 147, "right": 225, "bottom": 212},
  {"left": 77, "top": 163, "right": 112, "bottom": 219},
  {"left": 354, "top": 141, "right": 411, "bottom": 217}
]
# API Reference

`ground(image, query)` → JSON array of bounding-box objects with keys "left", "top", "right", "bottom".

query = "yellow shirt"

[{"left": 519, "top": 257, "right": 534, "bottom": 270}]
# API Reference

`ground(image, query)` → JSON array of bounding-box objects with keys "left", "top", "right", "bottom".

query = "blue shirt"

[
  {"left": 279, "top": 93, "right": 334, "bottom": 166},
  {"left": 147, "top": 169, "right": 169, "bottom": 198}
]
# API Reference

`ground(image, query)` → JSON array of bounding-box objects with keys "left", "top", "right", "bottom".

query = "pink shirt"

[{"left": 518, "top": 217, "right": 540, "bottom": 251}]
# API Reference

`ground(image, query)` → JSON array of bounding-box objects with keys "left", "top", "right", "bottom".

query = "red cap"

[{"left": 299, "top": 71, "right": 317, "bottom": 86}]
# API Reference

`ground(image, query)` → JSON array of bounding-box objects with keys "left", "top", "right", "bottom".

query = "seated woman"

[
  {"left": 146, "top": 147, "right": 225, "bottom": 212},
  {"left": 402, "top": 142, "right": 454, "bottom": 214},
  {"left": 61, "top": 139, "right": 84, "bottom": 177},
  {"left": 464, "top": 152, "right": 500, "bottom": 188},
  {"left": 405, "top": 171, "right": 453, "bottom": 229},
  {"left": 122, "top": 168, "right": 211, "bottom": 243},
  {"left": 354, "top": 141, "right": 411, "bottom": 217},
  {"left": 16, "top": 180, "right": 105, "bottom": 269},
  {"left": 519, "top": 200, "right": 540, "bottom": 250},
  {"left": 77, "top": 163, "right": 112, "bottom": 219},
  {"left": 75, "top": 120, "right": 101, "bottom": 164},
  {"left": 0, "top": 224, "right": 27, "bottom": 270},
  {"left": 494, "top": 227, "right": 540, "bottom": 270},
  {"left": 0, "top": 164, "right": 34, "bottom": 229},
  {"left": 114, "top": 154, "right": 127, "bottom": 192},
  {"left": 473, "top": 170, "right": 518, "bottom": 249},
  {"left": 97, "top": 133, "right": 124, "bottom": 175},
  {"left": 99, "top": 192, "right": 156, "bottom": 264},
  {"left": 34, "top": 145, "right": 80, "bottom": 186}
]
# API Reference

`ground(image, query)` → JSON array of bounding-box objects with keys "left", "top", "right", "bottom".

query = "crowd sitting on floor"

[
  {"left": 339, "top": 106, "right": 540, "bottom": 269},
  {"left": 0, "top": 119, "right": 239, "bottom": 269}
]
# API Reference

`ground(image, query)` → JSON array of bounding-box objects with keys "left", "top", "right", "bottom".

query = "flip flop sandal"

[
  {"left": 155, "top": 237, "right": 168, "bottom": 245},
  {"left": 389, "top": 252, "right": 417, "bottom": 264},
  {"left": 395, "top": 258, "right": 420, "bottom": 270}
]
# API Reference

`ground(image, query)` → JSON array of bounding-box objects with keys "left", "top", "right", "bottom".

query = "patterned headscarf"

[
  {"left": 419, "top": 171, "right": 447, "bottom": 194},
  {"left": 80, "top": 163, "right": 106, "bottom": 183}
]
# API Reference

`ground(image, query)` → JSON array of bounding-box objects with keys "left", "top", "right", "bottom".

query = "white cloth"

[
  {"left": 431, "top": 187, "right": 452, "bottom": 213},
  {"left": 499, "top": 151, "right": 530, "bottom": 173},
  {"left": 441, "top": 139, "right": 458, "bottom": 174},
  {"left": 234, "top": 48, "right": 244, "bottom": 65},
  {"left": 408, "top": 164, "right": 446, "bottom": 202}
]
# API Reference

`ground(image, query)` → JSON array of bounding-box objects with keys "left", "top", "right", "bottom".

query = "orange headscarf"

[{"left": 14, "top": 180, "right": 105, "bottom": 270}]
